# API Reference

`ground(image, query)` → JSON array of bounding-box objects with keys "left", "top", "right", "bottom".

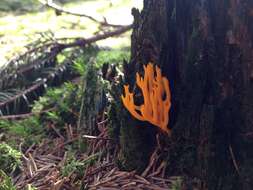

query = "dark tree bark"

[{"left": 118, "top": 0, "right": 253, "bottom": 189}]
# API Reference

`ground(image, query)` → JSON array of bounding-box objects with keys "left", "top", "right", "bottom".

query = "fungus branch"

[{"left": 121, "top": 63, "right": 171, "bottom": 134}]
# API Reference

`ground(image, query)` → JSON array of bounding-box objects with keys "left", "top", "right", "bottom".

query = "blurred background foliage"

[
  {"left": 0, "top": 0, "right": 84, "bottom": 13},
  {"left": 0, "top": 0, "right": 142, "bottom": 65},
  {"left": 0, "top": 0, "right": 39, "bottom": 12},
  {"left": 0, "top": 1, "right": 141, "bottom": 188}
]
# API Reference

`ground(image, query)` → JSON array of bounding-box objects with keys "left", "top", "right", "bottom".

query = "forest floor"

[{"left": 0, "top": 1, "right": 182, "bottom": 189}]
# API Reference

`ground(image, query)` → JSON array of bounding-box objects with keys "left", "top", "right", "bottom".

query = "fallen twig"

[
  {"left": 82, "top": 134, "right": 113, "bottom": 141},
  {"left": 60, "top": 24, "right": 132, "bottom": 50},
  {"left": 0, "top": 107, "right": 55, "bottom": 120},
  {"left": 229, "top": 145, "right": 240, "bottom": 176}
]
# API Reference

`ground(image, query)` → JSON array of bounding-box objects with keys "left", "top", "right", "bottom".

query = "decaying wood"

[{"left": 120, "top": 0, "right": 253, "bottom": 188}]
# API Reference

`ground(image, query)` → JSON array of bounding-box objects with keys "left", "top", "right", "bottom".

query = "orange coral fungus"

[{"left": 121, "top": 63, "right": 171, "bottom": 134}]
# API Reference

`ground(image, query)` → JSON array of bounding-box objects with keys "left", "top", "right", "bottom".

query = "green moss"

[
  {"left": 0, "top": 117, "right": 44, "bottom": 148},
  {"left": 0, "top": 170, "right": 16, "bottom": 190},
  {"left": 60, "top": 152, "right": 98, "bottom": 178},
  {"left": 96, "top": 49, "right": 130, "bottom": 68},
  {"left": 0, "top": 143, "right": 21, "bottom": 175}
]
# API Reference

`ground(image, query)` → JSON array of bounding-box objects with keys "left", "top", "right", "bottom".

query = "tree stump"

[{"left": 117, "top": 0, "right": 253, "bottom": 189}]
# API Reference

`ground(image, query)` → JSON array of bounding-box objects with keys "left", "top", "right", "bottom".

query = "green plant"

[
  {"left": 61, "top": 158, "right": 84, "bottom": 177},
  {"left": 0, "top": 170, "right": 16, "bottom": 190},
  {"left": 95, "top": 49, "right": 130, "bottom": 68},
  {"left": 26, "top": 184, "right": 37, "bottom": 190},
  {"left": 0, "top": 117, "right": 44, "bottom": 147},
  {"left": 73, "top": 59, "right": 87, "bottom": 75},
  {"left": 0, "top": 143, "right": 21, "bottom": 175},
  {"left": 73, "top": 48, "right": 130, "bottom": 73},
  {"left": 61, "top": 152, "right": 99, "bottom": 177},
  {"left": 171, "top": 177, "right": 183, "bottom": 190},
  {"left": 72, "top": 46, "right": 99, "bottom": 75},
  {"left": 32, "top": 82, "right": 82, "bottom": 128}
]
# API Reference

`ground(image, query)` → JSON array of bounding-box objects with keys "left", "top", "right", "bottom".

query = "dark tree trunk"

[{"left": 118, "top": 0, "right": 253, "bottom": 189}]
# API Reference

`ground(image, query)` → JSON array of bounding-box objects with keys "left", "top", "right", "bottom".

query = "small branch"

[
  {"left": 38, "top": 0, "right": 127, "bottom": 28},
  {"left": 229, "top": 145, "right": 240, "bottom": 176},
  {"left": 0, "top": 107, "right": 55, "bottom": 120},
  {"left": 48, "top": 123, "right": 65, "bottom": 140},
  {"left": 60, "top": 24, "right": 132, "bottom": 49},
  {"left": 83, "top": 135, "right": 113, "bottom": 141},
  {"left": 28, "top": 153, "right": 38, "bottom": 172},
  {"left": 0, "top": 79, "right": 46, "bottom": 108}
]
